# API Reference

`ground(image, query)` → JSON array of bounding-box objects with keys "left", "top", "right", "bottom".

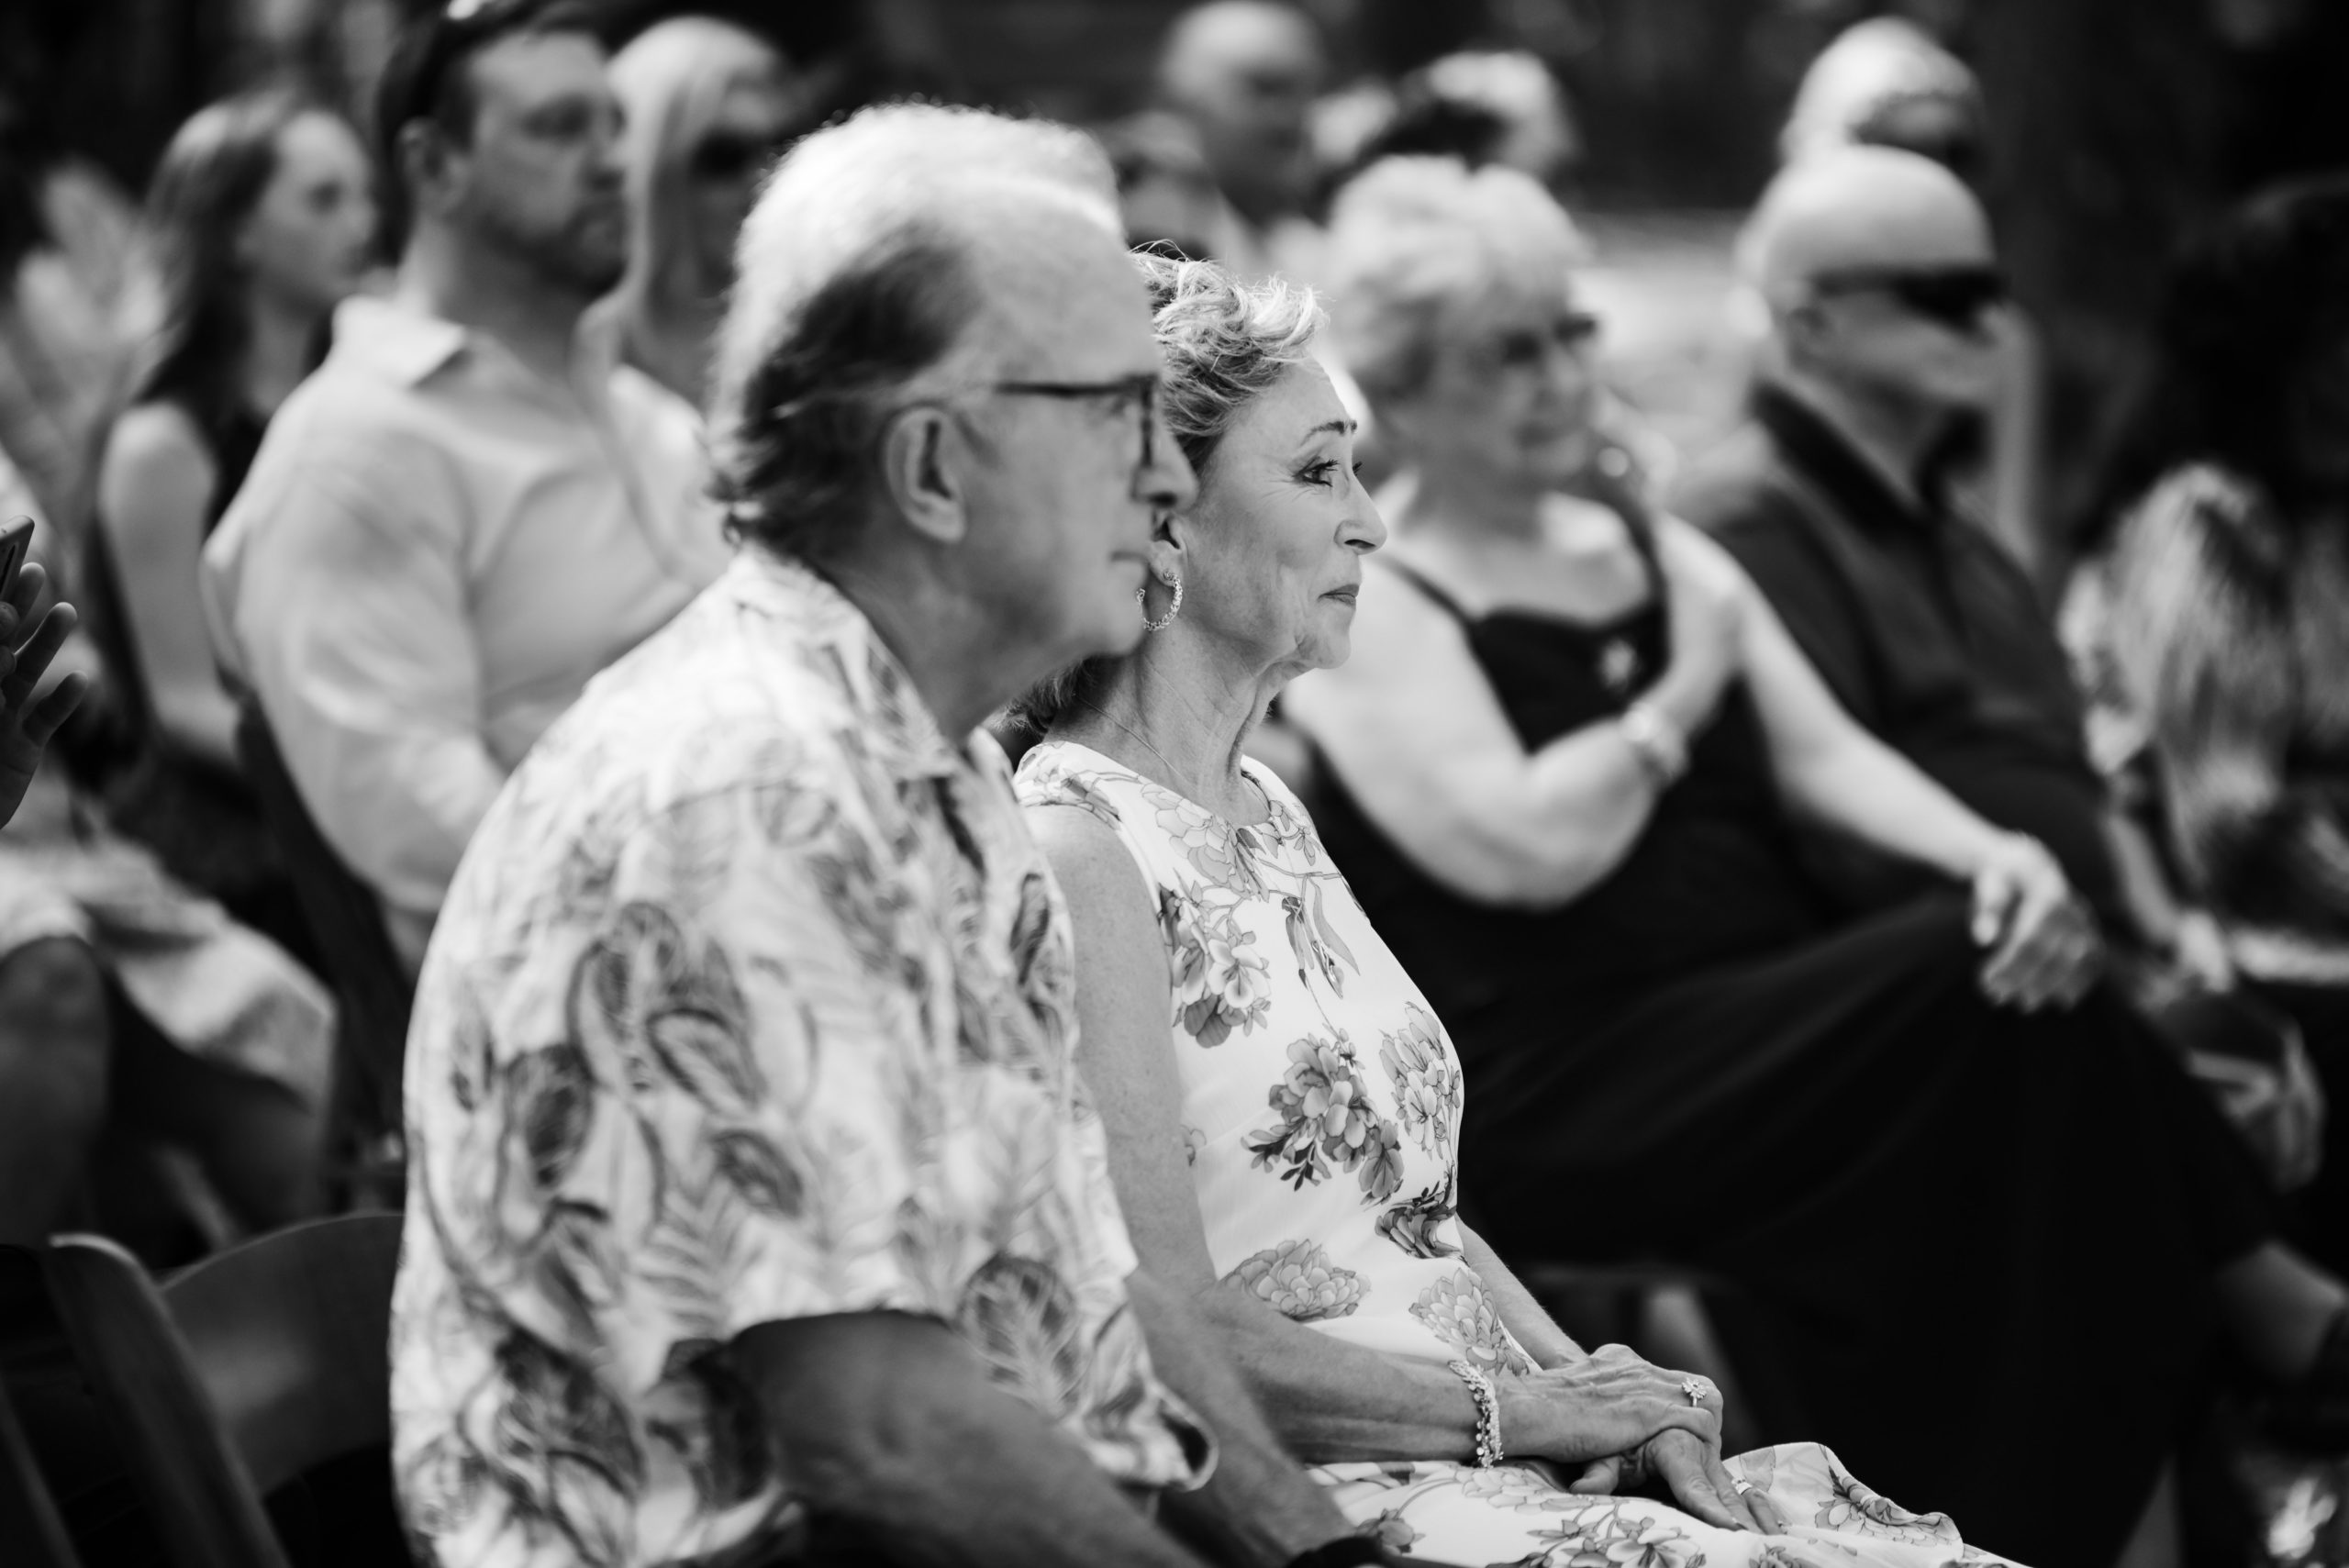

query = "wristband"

[
  {"left": 1618, "top": 699, "right": 1688, "bottom": 789},
  {"left": 1284, "top": 1538, "right": 1390, "bottom": 1568},
  {"left": 1446, "top": 1357, "right": 1504, "bottom": 1468}
]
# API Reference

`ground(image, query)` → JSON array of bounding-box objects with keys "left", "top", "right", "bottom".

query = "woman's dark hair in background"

[
  {"left": 2093, "top": 174, "right": 2349, "bottom": 539},
  {"left": 131, "top": 88, "right": 321, "bottom": 439}
]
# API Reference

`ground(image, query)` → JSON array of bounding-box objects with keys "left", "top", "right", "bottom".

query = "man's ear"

[
  {"left": 879, "top": 406, "right": 969, "bottom": 546},
  {"left": 1776, "top": 298, "right": 1834, "bottom": 368},
  {"left": 398, "top": 121, "right": 462, "bottom": 222}
]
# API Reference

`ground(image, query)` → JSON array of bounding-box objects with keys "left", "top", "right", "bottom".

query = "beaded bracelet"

[{"left": 1446, "top": 1357, "right": 1504, "bottom": 1468}]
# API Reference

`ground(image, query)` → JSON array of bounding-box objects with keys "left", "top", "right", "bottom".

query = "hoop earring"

[{"left": 1139, "top": 571, "right": 1183, "bottom": 633}]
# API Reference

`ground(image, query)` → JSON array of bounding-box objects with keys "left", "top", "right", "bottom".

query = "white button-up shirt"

[{"left": 204, "top": 294, "right": 729, "bottom": 964}]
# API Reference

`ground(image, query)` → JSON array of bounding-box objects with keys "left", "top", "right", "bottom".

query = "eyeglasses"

[
  {"left": 1808, "top": 265, "right": 2008, "bottom": 330},
  {"left": 1483, "top": 311, "right": 1602, "bottom": 373},
  {"left": 987, "top": 374, "right": 1163, "bottom": 473}
]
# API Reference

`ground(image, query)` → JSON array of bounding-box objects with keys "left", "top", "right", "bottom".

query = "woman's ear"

[
  {"left": 1150, "top": 510, "right": 1189, "bottom": 582},
  {"left": 879, "top": 406, "right": 969, "bottom": 545}
]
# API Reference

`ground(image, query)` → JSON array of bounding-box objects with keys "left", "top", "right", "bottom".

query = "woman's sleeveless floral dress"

[{"left": 1017, "top": 741, "right": 2024, "bottom": 1568}]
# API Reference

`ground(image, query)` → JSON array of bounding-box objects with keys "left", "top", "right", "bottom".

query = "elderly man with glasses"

[{"left": 389, "top": 102, "right": 1410, "bottom": 1568}]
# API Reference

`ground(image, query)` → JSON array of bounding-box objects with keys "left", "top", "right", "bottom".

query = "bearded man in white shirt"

[{"left": 205, "top": 0, "right": 729, "bottom": 970}]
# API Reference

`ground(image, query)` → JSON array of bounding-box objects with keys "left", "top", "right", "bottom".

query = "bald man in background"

[
  {"left": 1154, "top": 0, "right": 1328, "bottom": 282},
  {"left": 1674, "top": 148, "right": 2142, "bottom": 935}
]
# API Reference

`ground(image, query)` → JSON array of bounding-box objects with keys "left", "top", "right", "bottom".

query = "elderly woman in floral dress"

[{"left": 1012, "top": 251, "right": 2022, "bottom": 1567}]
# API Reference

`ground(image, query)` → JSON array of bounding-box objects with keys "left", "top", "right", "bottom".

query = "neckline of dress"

[{"left": 1036, "top": 737, "right": 1285, "bottom": 834}]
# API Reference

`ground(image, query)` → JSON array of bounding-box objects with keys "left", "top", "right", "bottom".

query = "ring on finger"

[
  {"left": 1731, "top": 1478, "right": 1755, "bottom": 1496},
  {"left": 1680, "top": 1376, "right": 1712, "bottom": 1407}
]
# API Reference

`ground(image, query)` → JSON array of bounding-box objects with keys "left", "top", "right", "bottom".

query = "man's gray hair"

[{"left": 707, "top": 104, "right": 1119, "bottom": 563}]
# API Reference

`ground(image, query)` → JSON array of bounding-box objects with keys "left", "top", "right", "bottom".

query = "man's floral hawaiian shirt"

[{"left": 391, "top": 551, "right": 1213, "bottom": 1568}]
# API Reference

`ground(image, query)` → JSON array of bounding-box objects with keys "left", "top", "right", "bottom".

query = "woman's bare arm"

[
  {"left": 1282, "top": 555, "right": 1733, "bottom": 909},
  {"left": 96, "top": 405, "right": 241, "bottom": 771},
  {"left": 1458, "top": 1223, "right": 1583, "bottom": 1369}
]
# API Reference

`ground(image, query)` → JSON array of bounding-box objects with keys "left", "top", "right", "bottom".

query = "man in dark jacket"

[{"left": 1676, "top": 147, "right": 2134, "bottom": 930}]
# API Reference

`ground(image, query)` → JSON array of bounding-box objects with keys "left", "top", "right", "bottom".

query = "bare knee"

[{"left": 0, "top": 938, "right": 112, "bottom": 1120}]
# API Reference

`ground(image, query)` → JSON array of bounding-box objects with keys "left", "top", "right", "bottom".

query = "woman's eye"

[{"left": 1300, "top": 460, "right": 1339, "bottom": 487}]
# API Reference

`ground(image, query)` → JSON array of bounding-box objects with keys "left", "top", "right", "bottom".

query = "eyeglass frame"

[{"left": 896, "top": 373, "right": 1164, "bottom": 475}]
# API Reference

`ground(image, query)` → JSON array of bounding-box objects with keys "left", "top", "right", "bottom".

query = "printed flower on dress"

[
  {"left": 1509, "top": 1503, "right": 1702, "bottom": 1568},
  {"left": 1813, "top": 1460, "right": 1948, "bottom": 1540},
  {"left": 1244, "top": 1032, "right": 1406, "bottom": 1196},
  {"left": 1225, "top": 1239, "right": 1366, "bottom": 1321},
  {"left": 1151, "top": 790, "right": 1267, "bottom": 897},
  {"left": 1408, "top": 1269, "right": 1536, "bottom": 1375},
  {"left": 1159, "top": 888, "right": 1274, "bottom": 1048},
  {"left": 1375, "top": 1184, "right": 1463, "bottom": 1260},
  {"left": 1380, "top": 1005, "right": 1462, "bottom": 1162}
]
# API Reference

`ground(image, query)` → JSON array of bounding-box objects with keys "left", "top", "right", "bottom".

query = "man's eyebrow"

[{"left": 1294, "top": 418, "right": 1355, "bottom": 450}]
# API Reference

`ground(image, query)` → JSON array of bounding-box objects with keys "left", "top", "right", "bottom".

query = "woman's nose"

[{"left": 1347, "top": 489, "right": 1388, "bottom": 552}]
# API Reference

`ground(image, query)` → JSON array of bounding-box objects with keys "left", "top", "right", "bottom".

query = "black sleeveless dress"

[{"left": 1304, "top": 540, "right": 2275, "bottom": 1568}]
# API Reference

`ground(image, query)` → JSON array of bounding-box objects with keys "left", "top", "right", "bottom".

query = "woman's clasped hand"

[{"left": 1509, "top": 1344, "right": 1785, "bottom": 1535}]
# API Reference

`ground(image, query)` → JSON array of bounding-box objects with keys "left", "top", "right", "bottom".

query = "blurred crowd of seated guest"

[
  {"left": 3, "top": 6, "right": 2349, "bottom": 1568},
  {"left": 201, "top": 0, "right": 729, "bottom": 976}
]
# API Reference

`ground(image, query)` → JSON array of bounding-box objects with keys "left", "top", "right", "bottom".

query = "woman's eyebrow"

[{"left": 1292, "top": 418, "right": 1355, "bottom": 450}]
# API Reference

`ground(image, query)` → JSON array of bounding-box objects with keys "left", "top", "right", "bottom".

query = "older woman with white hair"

[
  {"left": 1270, "top": 156, "right": 2345, "bottom": 1568},
  {"left": 1017, "top": 250, "right": 2037, "bottom": 1567},
  {"left": 602, "top": 16, "right": 799, "bottom": 406}
]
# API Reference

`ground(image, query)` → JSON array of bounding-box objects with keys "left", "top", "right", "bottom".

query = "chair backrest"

[
  {"left": 40, "top": 1234, "right": 290, "bottom": 1568},
  {"left": 234, "top": 701, "right": 413, "bottom": 1175},
  {"left": 42, "top": 1215, "right": 406, "bottom": 1568},
  {"left": 161, "top": 1214, "right": 403, "bottom": 1497},
  {"left": 0, "top": 1376, "right": 83, "bottom": 1568}
]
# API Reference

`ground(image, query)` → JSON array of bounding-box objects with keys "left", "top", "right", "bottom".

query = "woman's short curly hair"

[
  {"left": 1324, "top": 155, "right": 1585, "bottom": 407},
  {"left": 1137, "top": 249, "right": 1324, "bottom": 478},
  {"left": 1010, "top": 253, "right": 1323, "bottom": 733}
]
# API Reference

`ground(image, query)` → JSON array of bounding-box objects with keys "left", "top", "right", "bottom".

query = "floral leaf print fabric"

[
  {"left": 1375, "top": 1184, "right": 1463, "bottom": 1261},
  {"left": 392, "top": 558, "right": 1211, "bottom": 1568},
  {"left": 1244, "top": 1032, "right": 1408, "bottom": 1202},
  {"left": 1160, "top": 886, "right": 1275, "bottom": 1047},
  {"left": 1226, "top": 1240, "right": 1367, "bottom": 1321}
]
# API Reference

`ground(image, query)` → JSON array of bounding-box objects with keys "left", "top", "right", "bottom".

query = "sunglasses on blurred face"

[
  {"left": 1808, "top": 265, "right": 2008, "bottom": 331},
  {"left": 689, "top": 130, "right": 786, "bottom": 183}
]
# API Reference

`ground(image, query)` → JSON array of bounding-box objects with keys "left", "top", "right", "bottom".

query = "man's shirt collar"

[
  {"left": 1753, "top": 380, "right": 1944, "bottom": 539},
  {"left": 328, "top": 293, "right": 626, "bottom": 397},
  {"left": 729, "top": 550, "right": 967, "bottom": 784}
]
